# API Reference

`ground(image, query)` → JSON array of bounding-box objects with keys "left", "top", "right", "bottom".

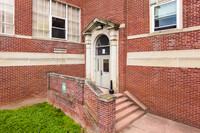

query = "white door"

[
  {"left": 95, "top": 35, "right": 110, "bottom": 89},
  {"left": 95, "top": 56, "right": 110, "bottom": 88}
]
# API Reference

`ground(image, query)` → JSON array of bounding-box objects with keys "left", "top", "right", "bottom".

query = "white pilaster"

[
  {"left": 85, "top": 34, "right": 92, "bottom": 79},
  {"left": 110, "top": 29, "right": 118, "bottom": 92}
]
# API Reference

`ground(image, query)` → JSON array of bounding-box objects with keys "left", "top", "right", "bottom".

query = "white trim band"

[
  {"left": 127, "top": 49, "right": 200, "bottom": 68},
  {"left": 127, "top": 26, "right": 200, "bottom": 39},
  {"left": 0, "top": 52, "right": 85, "bottom": 66},
  {"left": 0, "top": 33, "right": 85, "bottom": 45}
]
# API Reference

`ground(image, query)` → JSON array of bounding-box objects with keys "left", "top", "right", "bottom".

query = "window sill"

[
  {"left": 0, "top": 33, "right": 85, "bottom": 45},
  {"left": 0, "top": 33, "right": 15, "bottom": 37},
  {"left": 127, "top": 25, "right": 200, "bottom": 39},
  {"left": 50, "top": 38, "right": 84, "bottom": 44}
]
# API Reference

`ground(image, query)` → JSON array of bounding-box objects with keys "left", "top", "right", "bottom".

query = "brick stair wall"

[{"left": 47, "top": 73, "right": 116, "bottom": 133}]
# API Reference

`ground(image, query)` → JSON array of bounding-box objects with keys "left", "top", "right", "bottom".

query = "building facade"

[{"left": 0, "top": 0, "right": 200, "bottom": 129}]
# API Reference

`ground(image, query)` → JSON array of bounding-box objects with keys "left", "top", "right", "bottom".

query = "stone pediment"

[{"left": 82, "top": 18, "right": 120, "bottom": 35}]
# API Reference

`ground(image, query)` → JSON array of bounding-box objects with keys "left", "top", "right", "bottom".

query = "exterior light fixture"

[{"left": 96, "top": 23, "right": 103, "bottom": 30}]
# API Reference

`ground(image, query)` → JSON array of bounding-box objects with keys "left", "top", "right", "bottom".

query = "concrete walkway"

[{"left": 120, "top": 113, "right": 200, "bottom": 133}]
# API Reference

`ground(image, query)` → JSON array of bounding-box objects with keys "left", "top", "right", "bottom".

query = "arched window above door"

[{"left": 96, "top": 35, "right": 110, "bottom": 55}]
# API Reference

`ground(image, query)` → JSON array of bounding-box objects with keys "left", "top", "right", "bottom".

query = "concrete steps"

[
  {"left": 114, "top": 93, "right": 124, "bottom": 98},
  {"left": 116, "top": 110, "right": 145, "bottom": 132},
  {"left": 116, "top": 101, "right": 134, "bottom": 113},
  {"left": 116, "top": 105, "right": 139, "bottom": 122},
  {"left": 115, "top": 92, "right": 146, "bottom": 132},
  {"left": 116, "top": 97, "right": 129, "bottom": 106}
]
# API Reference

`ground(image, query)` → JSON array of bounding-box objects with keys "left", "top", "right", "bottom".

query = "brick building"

[{"left": 0, "top": 0, "right": 200, "bottom": 131}]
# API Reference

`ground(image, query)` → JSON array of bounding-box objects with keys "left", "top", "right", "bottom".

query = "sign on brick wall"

[{"left": 62, "top": 83, "right": 66, "bottom": 93}]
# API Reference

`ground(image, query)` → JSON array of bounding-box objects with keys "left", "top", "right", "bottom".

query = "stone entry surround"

[{"left": 83, "top": 18, "right": 119, "bottom": 92}]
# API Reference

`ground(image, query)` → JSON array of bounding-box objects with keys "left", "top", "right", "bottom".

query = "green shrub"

[{"left": 0, "top": 102, "right": 82, "bottom": 133}]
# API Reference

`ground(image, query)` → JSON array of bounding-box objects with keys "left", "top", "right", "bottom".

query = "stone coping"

[
  {"left": 48, "top": 73, "right": 116, "bottom": 102},
  {"left": 85, "top": 80, "right": 116, "bottom": 102},
  {"left": 85, "top": 80, "right": 103, "bottom": 96},
  {"left": 98, "top": 94, "right": 117, "bottom": 102},
  {"left": 48, "top": 73, "right": 86, "bottom": 83}
]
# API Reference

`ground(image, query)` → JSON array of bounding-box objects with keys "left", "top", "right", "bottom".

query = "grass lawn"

[{"left": 0, "top": 102, "right": 82, "bottom": 133}]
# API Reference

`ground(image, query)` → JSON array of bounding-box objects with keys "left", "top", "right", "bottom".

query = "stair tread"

[
  {"left": 116, "top": 101, "right": 133, "bottom": 112},
  {"left": 115, "top": 110, "right": 145, "bottom": 132},
  {"left": 114, "top": 93, "right": 124, "bottom": 98},
  {"left": 116, "top": 105, "right": 139, "bottom": 120},
  {"left": 124, "top": 91, "right": 147, "bottom": 111},
  {"left": 116, "top": 97, "right": 128, "bottom": 105}
]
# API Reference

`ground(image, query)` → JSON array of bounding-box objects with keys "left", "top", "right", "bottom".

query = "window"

[
  {"left": 0, "top": 0, "right": 14, "bottom": 34},
  {"left": 67, "top": 6, "right": 80, "bottom": 42},
  {"left": 150, "top": 0, "right": 182, "bottom": 32},
  {"left": 52, "top": 17, "right": 65, "bottom": 39},
  {"left": 96, "top": 35, "right": 110, "bottom": 56},
  {"left": 32, "top": 0, "right": 50, "bottom": 38},
  {"left": 51, "top": 1, "right": 66, "bottom": 39},
  {"left": 32, "top": 0, "right": 81, "bottom": 42}
]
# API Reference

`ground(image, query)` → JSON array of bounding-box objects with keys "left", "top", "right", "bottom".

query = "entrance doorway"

[{"left": 95, "top": 35, "right": 110, "bottom": 88}]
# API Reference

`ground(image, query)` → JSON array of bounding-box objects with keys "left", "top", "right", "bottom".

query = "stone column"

[
  {"left": 85, "top": 34, "right": 92, "bottom": 79},
  {"left": 110, "top": 29, "right": 118, "bottom": 92}
]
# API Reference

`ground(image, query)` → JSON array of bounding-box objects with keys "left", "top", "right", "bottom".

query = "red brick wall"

[
  {"left": 0, "top": 65, "right": 85, "bottom": 106},
  {"left": 0, "top": 36, "right": 85, "bottom": 106},
  {"left": 0, "top": 36, "right": 84, "bottom": 54},
  {"left": 14, "top": 0, "right": 82, "bottom": 36},
  {"left": 125, "top": 0, "right": 200, "bottom": 129},
  {"left": 127, "top": 0, "right": 200, "bottom": 36},
  {"left": 47, "top": 74, "right": 116, "bottom": 132},
  {"left": 1, "top": 0, "right": 86, "bottom": 107},
  {"left": 183, "top": 0, "right": 200, "bottom": 28},
  {"left": 126, "top": 66, "right": 200, "bottom": 128},
  {"left": 15, "top": 0, "right": 32, "bottom": 36},
  {"left": 83, "top": 0, "right": 125, "bottom": 28},
  {"left": 84, "top": 85, "right": 99, "bottom": 120},
  {"left": 97, "top": 99, "right": 116, "bottom": 133},
  {"left": 118, "top": 27, "right": 127, "bottom": 93},
  {"left": 127, "top": 0, "right": 150, "bottom": 36},
  {"left": 127, "top": 30, "right": 200, "bottom": 52}
]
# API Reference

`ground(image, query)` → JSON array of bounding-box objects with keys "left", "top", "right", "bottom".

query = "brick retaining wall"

[{"left": 47, "top": 73, "right": 116, "bottom": 133}]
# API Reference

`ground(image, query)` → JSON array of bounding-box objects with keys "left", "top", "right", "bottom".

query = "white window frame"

[
  {"left": 32, "top": 0, "right": 50, "bottom": 38},
  {"left": 48, "top": 0, "right": 81, "bottom": 42},
  {"left": 51, "top": 16, "right": 66, "bottom": 39},
  {"left": 150, "top": 0, "right": 182, "bottom": 33},
  {"left": 67, "top": 5, "right": 81, "bottom": 43},
  {"left": 0, "top": 0, "right": 15, "bottom": 35}
]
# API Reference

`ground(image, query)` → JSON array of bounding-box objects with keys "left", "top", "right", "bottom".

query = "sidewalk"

[{"left": 120, "top": 113, "right": 200, "bottom": 133}]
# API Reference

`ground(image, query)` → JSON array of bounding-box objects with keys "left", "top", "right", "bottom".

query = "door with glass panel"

[{"left": 95, "top": 35, "right": 110, "bottom": 88}]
